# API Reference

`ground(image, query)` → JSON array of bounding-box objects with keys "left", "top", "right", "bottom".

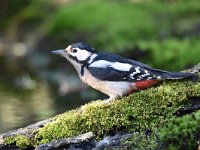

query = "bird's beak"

[{"left": 51, "top": 50, "right": 66, "bottom": 57}]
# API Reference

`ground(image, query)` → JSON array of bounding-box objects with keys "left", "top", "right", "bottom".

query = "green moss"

[
  {"left": 4, "top": 136, "right": 15, "bottom": 145},
  {"left": 122, "top": 132, "right": 157, "bottom": 149},
  {"left": 5, "top": 135, "right": 31, "bottom": 149},
  {"left": 158, "top": 110, "right": 200, "bottom": 150},
  {"left": 122, "top": 110, "right": 200, "bottom": 150},
  {"left": 4, "top": 79, "right": 200, "bottom": 148}
]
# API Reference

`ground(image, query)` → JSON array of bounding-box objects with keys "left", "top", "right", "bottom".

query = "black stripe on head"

[
  {"left": 69, "top": 53, "right": 91, "bottom": 76},
  {"left": 71, "top": 42, "right": 96, "bottom": 53},
  {"left": 68, "top": 54, "right": 79, "bottom": 63}
]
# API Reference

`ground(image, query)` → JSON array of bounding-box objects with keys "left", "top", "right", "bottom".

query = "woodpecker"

[{"left": 52, "top": 42, "right": 197, "bottom": 102}]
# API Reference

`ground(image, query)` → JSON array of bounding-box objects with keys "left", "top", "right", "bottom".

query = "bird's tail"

[
  {"left": 147, "top": 67, "right": 198, "bottom": 81},
  {"left": 160, "top": 71, "right": 198, "bottom": 81}
]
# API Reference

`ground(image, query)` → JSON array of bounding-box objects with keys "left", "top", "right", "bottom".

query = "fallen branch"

[{"left": 0, "top": 64, "right": 200, "bottom": 150}]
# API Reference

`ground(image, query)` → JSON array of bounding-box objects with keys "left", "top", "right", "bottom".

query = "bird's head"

[{"left": 52, "top": 42, "right": 96, "bottom": 65}]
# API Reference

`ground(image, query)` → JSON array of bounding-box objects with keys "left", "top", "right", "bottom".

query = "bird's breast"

[
  {"left": 80, "top": 69, "right": 108, "bottom": 91},
  {"left": 80, "top": 69, "right": 132, "bottom": 98}
]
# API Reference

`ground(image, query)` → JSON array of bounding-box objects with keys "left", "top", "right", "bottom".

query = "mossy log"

[{"left": 0, "top": 64, "right": 200, "bottom": 149}]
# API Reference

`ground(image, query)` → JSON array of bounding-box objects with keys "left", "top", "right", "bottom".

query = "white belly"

[{"left": 80, "top": 69, "right": 132, "bottom": 99}]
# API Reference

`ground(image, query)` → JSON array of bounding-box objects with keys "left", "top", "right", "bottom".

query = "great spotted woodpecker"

[{"left": 52, "top": 42, "right": 196, "bottom": 102}]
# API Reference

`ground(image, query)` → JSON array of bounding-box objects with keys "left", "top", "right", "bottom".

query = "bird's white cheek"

[{"left": 72, "top": 50, "right": 91, "bottom": 61}]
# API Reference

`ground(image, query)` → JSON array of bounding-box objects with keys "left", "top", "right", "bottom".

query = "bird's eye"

[{"left": 72, "top": 49, "right": 78, "bottom": 53}]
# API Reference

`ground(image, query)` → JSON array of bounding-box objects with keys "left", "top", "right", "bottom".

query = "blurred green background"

[{"left": 0, "top": 0, "right": 199, "bottom": 133}]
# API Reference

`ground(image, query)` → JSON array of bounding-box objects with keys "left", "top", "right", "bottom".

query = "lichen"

[{"left": 4, "top": 79, "right": 200, "bottom": 149}]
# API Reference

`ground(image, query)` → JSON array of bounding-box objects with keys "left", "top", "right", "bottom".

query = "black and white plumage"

[{"left": 52, "top": 42, "right": 197, "bottom": 102}]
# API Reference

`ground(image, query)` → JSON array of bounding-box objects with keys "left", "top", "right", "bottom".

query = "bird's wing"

[
  {"left": 88, "top": 59, "right": 160, "bottom": 81},
  {"left": 88, "top": 52, "right": 195, "bottom": 81}
]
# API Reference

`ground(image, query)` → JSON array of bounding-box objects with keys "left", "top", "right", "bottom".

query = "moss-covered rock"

[{"left": 1, "top": 78, "right": 199, "bottom": 149}]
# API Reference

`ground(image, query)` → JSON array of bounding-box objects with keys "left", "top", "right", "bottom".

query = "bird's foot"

[
  {"left": 104, "top": 97, "right": 115, "bottom": 104},
  {"left": 104, "top": 95, "right": 122, "bottom": 104}
]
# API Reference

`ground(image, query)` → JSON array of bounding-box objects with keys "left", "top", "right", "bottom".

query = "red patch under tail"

[
  {"left": 135, "top": 80, "right": 159, "bottom": 90},
  {"left": 127, "top": 80, "right": 160, "bottom": 94}
]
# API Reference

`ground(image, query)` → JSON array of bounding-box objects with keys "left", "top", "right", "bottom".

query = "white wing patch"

[
  {"left": 111, "top": 62, "right": 132, "bottom": 71},
  {"left": 89, "top": 60, "right": 111, "bottom": 68},
  {"left": 89, "top": 60, "right": 132, "bottom": 72}
]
